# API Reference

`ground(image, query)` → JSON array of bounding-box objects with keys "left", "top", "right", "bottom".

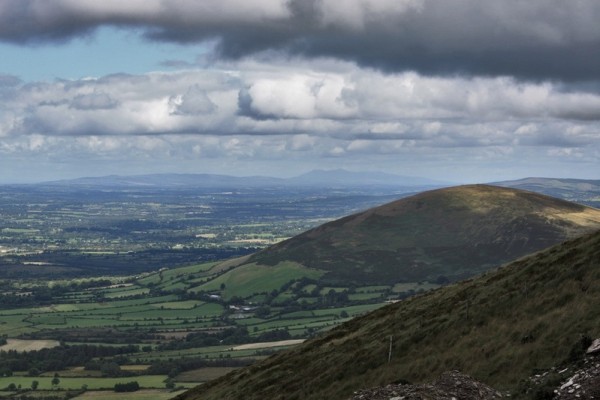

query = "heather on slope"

[
  {"left": 250, "top": 184, "right": 600, "bottom": 284},
  {"left": 179, "top": 229, "right": 600, "bottom": 400}
]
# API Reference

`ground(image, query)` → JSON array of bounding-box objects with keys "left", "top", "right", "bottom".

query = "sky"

[{"left": 0, "top": 0, "right": 599, "bottom": 183}]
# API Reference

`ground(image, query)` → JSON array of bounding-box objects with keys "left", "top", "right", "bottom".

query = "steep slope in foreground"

[
  {"left": 177, "top": 229, "right": 600, "bottom": 400},
  {"left": 249, "top": 184, "right": 600, "bottom": 284}
]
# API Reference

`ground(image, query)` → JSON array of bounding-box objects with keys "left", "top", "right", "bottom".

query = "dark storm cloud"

[
  {"left": 2, "top": 1, "right": 600, "bottom": 81},
  {"left": 0, "top": 1, "right": 100, "bottom": 44}
]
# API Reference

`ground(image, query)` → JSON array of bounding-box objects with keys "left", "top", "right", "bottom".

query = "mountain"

[
  {"left": 41, "top": 170, "right": 446, "bottom": 188},
  {"left": 177, "top": 228, "right": 600, "bottom": 400},
  {"left": 287, "top": 169, "right": 447, "bottom": 187},
  {"left": 43, "top": 173, "right": 285, "bottom": 188},
  {"left": 248, "top": 184, "right": 600, "bottom": 284},
  {"left": 494, "top": 177, "right": 600, "bottom": 208}
]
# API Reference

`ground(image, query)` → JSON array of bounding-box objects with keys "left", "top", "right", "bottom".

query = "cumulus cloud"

[
  {"left": 1, "top": 58, "right": 599, "bottom": 182},
  {"left": 169, "top": 85, "right": 218, "bottom": 116},
  {"left": 287, "top": 134, "right": 316, "bottom": 151},
  {"left": 2, "top": 0, "right": 600, "bottom": 80},
  {"left": 70, "top": 92, "right": 119, "bottom": 110},
  {"left": 239, "top": 73, "right": 355, "bottom": 120},
  {"left": 1, "top": 70, "right": 240, "bottom": 137},
  {"left": 0, "top": 73, "right": 21, "bottom": 88}
]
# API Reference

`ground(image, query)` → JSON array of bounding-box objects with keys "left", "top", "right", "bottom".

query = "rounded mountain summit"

[{"left": 249, "top": 184, "right": 600, "bottom": 284}]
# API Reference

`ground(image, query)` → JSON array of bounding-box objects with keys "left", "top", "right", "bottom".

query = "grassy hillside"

[
  {"left": 193, "top": 261, "right": 324, "bottom": 300},
  {"left": 249, "top": 184, "right": 600, "bottom": 284},
  {"left": 178, "top": 229, "right": 600, "bottom": 400}
]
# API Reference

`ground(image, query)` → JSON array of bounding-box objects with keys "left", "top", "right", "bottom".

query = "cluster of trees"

[
  {"left": 4, "top": 379, "right": 39, "bottom": 391},
  {"left": 147, "top": 356, "right": 254, "bottom": 376},
  {"left": 16, "top": 246, "right": 257, "bottom": 280},
  {"left": 158, "top": 326, "right": 250, "bottom": 350},
  {"left": 0, "top": 343, "right": 256, "bottom": 382},
  {"left": 2, "top": 376, "right": 64, "bottom": 396},
  {"left": 114, "top": 381, "right": 140, "bottom": 392},
  {"left": 0, "top": 279, "right": 114, "bottom": 308},
  {"left": 84, "top": 360, "right": 135, "bottom": 377},
  {"left": 23, "top": 329, "right": 156, "bottom": 344},
  {"left": 0, "top": 344, "right": 139, "bottom": 376},
  {"left": 158, "top": 327, "right": 291, "bottom": 351}
]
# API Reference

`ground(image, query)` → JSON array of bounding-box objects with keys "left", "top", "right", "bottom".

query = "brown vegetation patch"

[{"left": 0, "top": 339, "right": 60, "bottom": 352}]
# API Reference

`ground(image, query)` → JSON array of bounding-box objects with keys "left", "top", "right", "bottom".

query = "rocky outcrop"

[
  {"left": 586, "top": 339, "right": 600, "bottom": 355},
  {"left": 554, "top": 353, "right": 600, "bottom": 399},
  {"left": 512, "top": 339, "right": 600, "bottom": 399},
  {"left": 349, "top": 371, "right": 503, "bottom": 400}
]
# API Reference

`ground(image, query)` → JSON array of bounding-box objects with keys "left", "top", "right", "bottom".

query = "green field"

[
  {"left": 0, "top": 375, "right": 176, "bottom": 390},
  {"left": 193, "top": 261, "right": 325, "bottom": 299},
  {"left": 0, "top": 256, "right": 393, "bottom": 343},
  {"left": 72, "top": 389, "right": 187, "bottom": 400},
  {"left": 0, "top": 256, "right": 396, "bottom": 395}
]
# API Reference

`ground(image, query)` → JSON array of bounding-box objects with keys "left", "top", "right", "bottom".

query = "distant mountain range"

[
  {"left": 42, "top": 170, "right": 448, "bottom": 188},
  {"left": 37, "top": 173, "right": 600, "bottom": 207},
  {"left": 287, "top": 169, "right": 447, "bottom": 186},
  {"left": 43, "top": 175, "right": 600, "bottom": 207},
  {"left": 495, "top": 177, "right": 600, "bottom": 207},
  {"left": 178, "top": 227, "right": 600, "bottom": 400},
  {"left": 46, "top": 173, "right": 283, "bottom": 188}
]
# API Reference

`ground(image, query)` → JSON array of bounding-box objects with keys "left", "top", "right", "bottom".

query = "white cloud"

[
  {"left": 2, "top": 2, "right": 600, "bottom": 183},
  {"left": 169, "top": 85, "right": 218, "bottom": 116},
  {"left": 0, "top": 58, "right": 599, "bottom": 182},
  {"left": 3, "top": 61, "right": 600, "bottom": 143},
  {"left": 70, "top": 92, "right": 119, "bottom": 110},
  {"left": 328, "top": 146, "right": 346, "bottom": 156},
  {"left": 288, "top": 134, "right": 316, "bottom": 151},
  {"left": 241, "top": 73, "right": 355, "bottom": 119}
]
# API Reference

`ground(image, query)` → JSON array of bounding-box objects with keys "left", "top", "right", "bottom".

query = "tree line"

[{"left": 0, "top": 344, "right": 139, "bottom": 376}]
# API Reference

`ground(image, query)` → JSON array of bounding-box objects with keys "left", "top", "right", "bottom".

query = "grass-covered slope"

[
  {"left": 177, "top": 229, "right": 600, "bottom": 400},
  {"left": 250, "top": 184, "right": 600, "bottom": 284}
]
